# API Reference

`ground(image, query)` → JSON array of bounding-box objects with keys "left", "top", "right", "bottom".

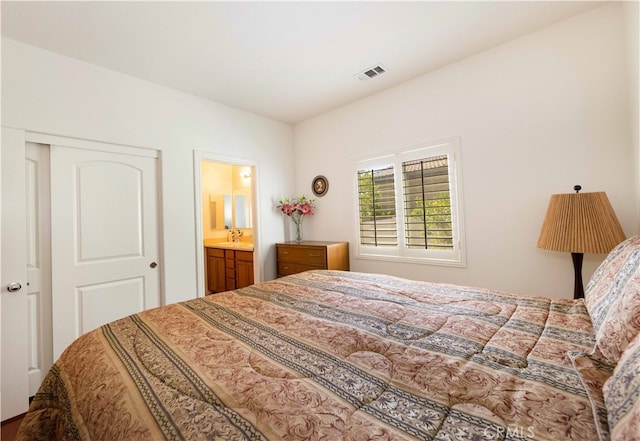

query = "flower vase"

[{"left": 294, "top": 219, "right": 303, "bottom": 242}]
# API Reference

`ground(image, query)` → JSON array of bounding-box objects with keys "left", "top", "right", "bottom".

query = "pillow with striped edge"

[
  {"left": 603, "top": 331, "right": 640, "bottom": 440},
  {"left": 584, "top": 236, "right": 640, "bottom": 363}
]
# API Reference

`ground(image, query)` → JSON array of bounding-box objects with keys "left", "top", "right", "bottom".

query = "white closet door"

[
  {"left": 26, "top": 142, "right": 53, "bottom": 396},
  {"left": 50, "top": 144, "right": 161, "bottom": 360},
  {"left": 1, "top": 128, "right": 29, "bottom": 420}
]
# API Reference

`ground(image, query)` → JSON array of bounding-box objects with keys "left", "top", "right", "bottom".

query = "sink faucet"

[{"left": 230, "top": 228, "right": 242, "bottom": 243}]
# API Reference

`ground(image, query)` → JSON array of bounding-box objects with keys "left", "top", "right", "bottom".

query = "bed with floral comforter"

[{"left": 17, "top": 238, "right": 640, "bottom": 441}]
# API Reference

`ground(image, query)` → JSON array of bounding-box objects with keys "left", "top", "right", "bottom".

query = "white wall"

[
  {"left": 1, "top": 38, "right": 295, "bottom": 304},
  {"left": 623, "top": 0, "right": 640, "bottom": 219},
  {"left": 293, "top": 3, "right": 639, "bottom": 299}
]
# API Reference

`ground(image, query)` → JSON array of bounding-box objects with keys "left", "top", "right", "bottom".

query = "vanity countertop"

[{"left": 204, "top": 239, "right": 254, "bottom": 251}]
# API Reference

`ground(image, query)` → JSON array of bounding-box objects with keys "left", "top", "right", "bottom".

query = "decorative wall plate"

[{"left": 312, "top": 175, "right": 329, "bottom": 197}]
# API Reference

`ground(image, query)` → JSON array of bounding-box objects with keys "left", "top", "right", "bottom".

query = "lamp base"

[{"left": 572, "top": 252, "right": 584, "bottom": 299}]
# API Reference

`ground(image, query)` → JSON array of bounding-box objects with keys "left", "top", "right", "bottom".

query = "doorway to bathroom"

[{"left": 193, "top": 151, "right": 258, "bottom": 297}]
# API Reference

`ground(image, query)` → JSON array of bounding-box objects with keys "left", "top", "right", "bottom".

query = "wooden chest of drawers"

[{"left": 276, "top": 241, "right": 349, "bottom": 277}]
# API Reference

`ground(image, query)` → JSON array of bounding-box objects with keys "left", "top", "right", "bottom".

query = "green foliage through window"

[
  {"left": 403, "top": 156, "right": 453, "bottom": 249},
  {"left": 357, "top": 166, "right": 397, "bottom": 246}
]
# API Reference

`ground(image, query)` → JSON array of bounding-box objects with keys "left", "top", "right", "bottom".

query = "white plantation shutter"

[
  {"left": 402, "top": 155, "right": 453, "bottom": 250},
  {"left": 355, "top": 138, "right": 465, "bottom": 267},
  {"left": 357, "top": 166, "right": 397, "bottom": 247}
]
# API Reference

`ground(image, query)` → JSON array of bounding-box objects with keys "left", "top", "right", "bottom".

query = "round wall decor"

[{"left": 312, "top": 175, "right": 329, "bottom": 197}]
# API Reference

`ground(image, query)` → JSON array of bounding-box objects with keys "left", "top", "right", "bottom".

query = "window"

[{"left": 355, "top": 138, "right": 465, "bottom": 266}]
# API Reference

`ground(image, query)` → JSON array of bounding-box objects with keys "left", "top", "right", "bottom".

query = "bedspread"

[{"left": 17, "top": 270, "right": 603, "bottom": 440}]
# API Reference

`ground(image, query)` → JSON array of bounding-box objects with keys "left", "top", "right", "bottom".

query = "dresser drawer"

[
  {"left": 278, "top": 262, "right": 322, "bottom": 276},
  {"left": 277, "top": 246, "right": 326, "bottom": 266},
  {"left": 276, "top": 241, "right": 349, "bottom": 278}
]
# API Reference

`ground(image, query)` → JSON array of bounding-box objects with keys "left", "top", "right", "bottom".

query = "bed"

[{"left": 16, "top": 237, "right": 640, "bottom": 441}]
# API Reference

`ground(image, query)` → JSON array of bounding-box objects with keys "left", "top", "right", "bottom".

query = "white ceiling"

[{"left": 1, "top": 1, "right": 604, "bottom": 124}]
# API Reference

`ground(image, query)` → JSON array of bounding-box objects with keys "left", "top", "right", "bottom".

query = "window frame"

[{"left": 353, "top": 137, "right": 466, "bottom": 267}]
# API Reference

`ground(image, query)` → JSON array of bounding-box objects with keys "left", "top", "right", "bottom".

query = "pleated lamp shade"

[{"left": 537, "top": 191, "right": 625, "bottom": 254}]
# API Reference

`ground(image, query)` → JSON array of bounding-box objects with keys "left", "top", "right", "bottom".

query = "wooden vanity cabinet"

[
  {"left": 206, "top": 248, "right": 226, "bottom": 293},
  {"left": 206, "top": 247, "right": 254, "bottom": 293},
  {"left": 276, "top": 241, "right": 349, "bottom": 277},
  {"left": 224, "top": 249, "right": 237, "bottom": 290},
  {"left": 236, "top": 251, "right": 254, "bottom": 288}
]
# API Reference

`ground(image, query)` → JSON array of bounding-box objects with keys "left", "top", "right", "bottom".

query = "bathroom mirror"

[
  {"left": 233, "top": 189, "right": 252, "bottom": 229},
  {"left": 201, "top": 161, "right": 253, "bottom": 233},
  {"left": 223, "top": 195, "right": 232, "bottom": 229},
  {"left": 207, "top": 194, "right": 232, "bottom": 230},
  {"left": 211, "top": 191, "right": 251, "bottom": 230}
]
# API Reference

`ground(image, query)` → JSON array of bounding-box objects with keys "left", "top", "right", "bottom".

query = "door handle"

[
  {"left": 150, "top": 262, "right": 158, "bottom": 269},
  {"left": 7, "top": 282, "right": 22, "bottom": 292}
]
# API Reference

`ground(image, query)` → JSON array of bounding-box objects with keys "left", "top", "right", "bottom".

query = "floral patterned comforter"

[{"left": 17, "top": 270, "right": 604, "bottom": 440}]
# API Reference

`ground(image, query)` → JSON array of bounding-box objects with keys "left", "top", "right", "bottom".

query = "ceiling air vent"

[{"left": 355, "top": 64, "right": 387, "bottom": 81}]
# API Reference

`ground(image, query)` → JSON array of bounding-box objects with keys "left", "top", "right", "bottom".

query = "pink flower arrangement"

[
  {"left": 277, "top": 195, "right": 316, "bottom": 242},
  {"left": 277, "top": 195, "right": 316, "bottom": 220}
]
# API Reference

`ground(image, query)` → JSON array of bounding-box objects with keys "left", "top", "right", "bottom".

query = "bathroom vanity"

[{"left": 205, "top": 240, "right": 254, "bottom": 294}]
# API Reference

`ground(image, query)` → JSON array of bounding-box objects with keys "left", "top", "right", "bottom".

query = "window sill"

[{"left": 355, "top": 252, "right": 466, "bottom": 268}]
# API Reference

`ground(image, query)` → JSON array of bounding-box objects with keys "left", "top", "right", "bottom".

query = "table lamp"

[{"left": 537, "top": 185, "right": 625, "bottom": 299}]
